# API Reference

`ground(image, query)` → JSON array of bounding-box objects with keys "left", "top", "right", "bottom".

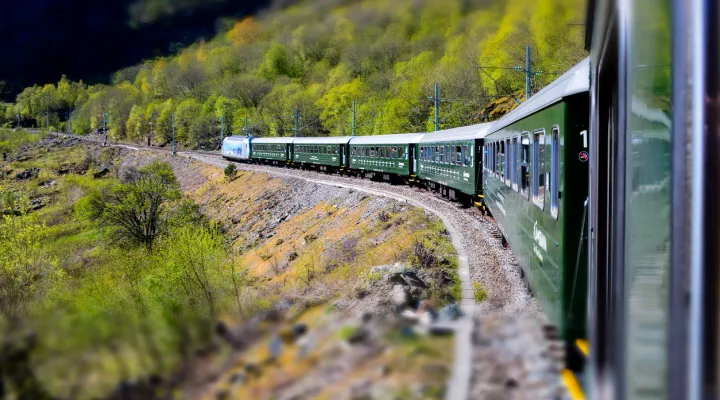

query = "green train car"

[
  {"left": 348, "top": 133, "right": 423, "bottom": 182},
  {"left": 292, "top": 137, "right": 352, "bottom": 171},
  {"left": 251, "top": 137, "right": 295, "bottom": 166},
  {"left": 416, "top": 123, "right": 492, "bottom": 204},
  {"left": 482, "top": 58, "right": 589, "bottom": 350}
]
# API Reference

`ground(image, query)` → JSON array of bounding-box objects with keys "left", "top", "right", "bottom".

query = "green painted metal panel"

[
  {"left": 293, "top": 143, "right": 343, "bottom": 167},
  {"left": 349, "top": 144, "right": 413, "bottom": 176},
  {"left": 416, "top": 139, "right": 478, "bottom": 195},
  {"left": 483, "top": 97, "right": 588, "bottom": 341},
  {"left": 252, "top": 143, "right": 288, "bottom": 161}
]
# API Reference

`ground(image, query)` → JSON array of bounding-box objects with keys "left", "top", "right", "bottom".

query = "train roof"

[
  {"left": 349, "top": 133, "right": 425, "bottom": 145},
  {"left": 419, "top": 123, "right": 494, "bottom": 143},
  {"left": 293, "top": 136, "right": 353, "bottom": 144},
  {"left": 488, "top": 57, "right": 590, "bottom": 134},
  {"left": 223, "top": 135, "right": 252, "bottom": 142},
  {"left": 252, "top": 137, "right": 296, "bottom": 144}
]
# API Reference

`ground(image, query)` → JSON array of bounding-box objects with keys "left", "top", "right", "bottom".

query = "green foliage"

[
  {"left": 473, "top": 281, "right": 488, "bottom": 303},
  {"left": 0, "top": 129, "right": 46, "bottom": 154},
  {"left": 0, "top": 212, "right": 59, "bottom": 318},
  {"left": 224, "top": 163, "right": 237, "bottom": 181},
  {"left": 6, "top": 0, "right": 586, "bottom": 141},
  {"left": 82, "top": 161, "right": 181, "bottom": 249}
]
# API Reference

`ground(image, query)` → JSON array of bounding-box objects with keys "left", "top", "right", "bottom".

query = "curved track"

[{"left": 56, "top": 134, "right": 540, "bottom": 400}]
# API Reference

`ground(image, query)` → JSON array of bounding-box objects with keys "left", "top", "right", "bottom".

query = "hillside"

[
  {"left": 1, "top": 0, "right": 586, "bottom": 148},
  {"left": 0, "top": 131, "right": 462, "bottom": 398}
]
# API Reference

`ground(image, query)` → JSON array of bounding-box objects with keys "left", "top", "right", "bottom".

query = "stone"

[
  {"left": 402, "top": 271, "right": 427, "bottom": 288},
  {"left": 15, "top": 168, "right": 39, "bottom": 180},
  {"left": 408, "top": 286, "right": 427, "bottom": 301},
  {"left": 437, "top": 303, "right": 462, "bottom": 321},
  {"left": 391, "top": 284, "right": 410, "bottom": 307},
  {"left": 347, "top": 327, "right": 369, "bottom": 345},
  {"left": 93, "top": 167, "right": 110, "bottom": 178}
]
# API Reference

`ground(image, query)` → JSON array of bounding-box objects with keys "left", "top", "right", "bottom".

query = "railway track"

[{"left": 53, "top": 133, "right": 553, "bottom": 399}]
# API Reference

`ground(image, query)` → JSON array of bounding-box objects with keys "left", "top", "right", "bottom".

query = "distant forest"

[{"left": 1, "top": 0, "right": 587, "bottom": 148}]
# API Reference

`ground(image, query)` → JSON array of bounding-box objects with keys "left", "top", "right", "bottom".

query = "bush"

[
  {"left": 473, "top": 281, "right": 487, "bottom": 303},
  {"left": 224, "top": 163, "right": 237, "bottom": 182}
]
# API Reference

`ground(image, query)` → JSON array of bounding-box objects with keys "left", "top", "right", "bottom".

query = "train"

[{"left": 223, "top": 0, "right": 719, "bottom": 397}]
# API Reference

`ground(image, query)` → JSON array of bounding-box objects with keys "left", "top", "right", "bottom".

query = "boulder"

[
  {"left": 391, "top": 285, "right": 410, "bottom": 307},
  {"left": 437, "top": 303, "right": 462, "bottom": 321},
  {"left": 93, "top": 167, "right": 110, "bottom": 178},
  {"left": 15, "top": 168, "right": 39, "bottom": 180},
  {"left": 402, "top": 271, "right": 427, "bottom": 288}
]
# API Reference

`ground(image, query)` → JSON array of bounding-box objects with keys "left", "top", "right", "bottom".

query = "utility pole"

[
  {"left": 351, "top": 100, "right": 357, "bottom": 136},
  {"left": 103, "top": 112, "right": 108, "bottom": 146},
  {"left": 46, "top": 108, "right": 49, "bottom": 131},
  {"left": 16, "top": 114, "right": 19, "bottom": 129},
  {"left": 427, "top": 84, "right": 444, "bottom": 131},
  {"left": 243, "top": 116, "right": 248, "bottom": 135},
  {"left": 148, "top": 112, "right": 153, "bottom": 146},
  {"left": 434, "top": 84, "right": 440, "bottom": 131},
  {"left": 171, "top": 113, "right": 176, "bottom": 156},
  {"left": 294, "top": 108, "right": 299, "bottom": 138},
  {"left": 525, "top": 46, "right": 532, "bottom": 100}
]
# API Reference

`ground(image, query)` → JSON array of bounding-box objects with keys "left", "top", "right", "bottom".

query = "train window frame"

[
  {"left": 550, "top": 126, "right": 559, "bottom": 219},
  {"left": 512, "top": 136, "right": 519, "bottom": 192},
  {"left": 532, "top": 129, "right": 546, "bottom": 210},
  {"left": 520, "top": 133, "right": 530, "bottom": 199},
  {"left": 499, "top": 141, "right": 505, "bottom": 180},
  {"left": 505, "top": 138, "right": 511, "bottom": 187}
]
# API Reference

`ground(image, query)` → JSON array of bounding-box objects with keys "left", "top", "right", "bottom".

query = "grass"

[
  {"left": 0, "top": 129, "right": 47, "bottom": 154},
  {"left": 473, "top": 281, "right": 488, "bottom": 303}
]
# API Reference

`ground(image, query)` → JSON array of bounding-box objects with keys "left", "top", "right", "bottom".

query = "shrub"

[
  {"left": 473, "top": 281, "right": 488, "bottom": 303},
  {"left": 224, "top": 163, "right": 237, "bottom": 182}
]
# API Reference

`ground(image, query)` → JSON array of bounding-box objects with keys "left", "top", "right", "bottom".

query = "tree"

[
  {"left": 0, "top": 211, "right": 58, "bottom": 319},
  {"left": 83, "top": 161, "right": 181, "bottom": 250},
  {"left": 126, "top": 104, "right": 146, "bottom": 142}
]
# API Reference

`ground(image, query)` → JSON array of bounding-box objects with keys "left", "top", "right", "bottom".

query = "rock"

[
  {"left": 347, "top": 327, "right": 369, "bottom": 345},
  {"left": 93, "top": 167, "right": 110, "bottom": 178},
  {"left": 292, "top": 324, "right": 308, "bottom": 337},
  {"left": 408, "top": 286, "right": 427, "bottom": 301},
  {"left": 229, "top": 372, "right": 246, "bottom": 385},
  {"left": 391, "top": 284, "right": 410, "bottom": 307},
  {"left": 402, "top": 271, "right": 427, "bottom": 288},
  {"left": 386, "top": 273, "right": 407, "bottom": 285},
  {"left": 244, "top": 363, "right": 262, "bottom": 377},
  {"left": 437, "top": 303, "right": 462, "bottom": 321},
  {"left": 55, "top": 166, "right": 69, "bottom": 175},
  {"left": 15, "top": 168, "right": 39, "bottom": 180},
  {"left": 370, "top": 262, "right": 407, "bottom": 276}
]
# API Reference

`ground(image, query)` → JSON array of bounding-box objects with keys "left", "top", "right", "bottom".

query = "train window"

[
  {"left": 505, "top": 139, "right": 511, "bottom": 186},
  {"left": 455, "top": 146, "right": 462, "bottom": 165},
  {"left": 401, "top": 146, "right": 407, "bottom": 159},
  {"left": 550, "top": 126, "right": 559, "bottom": 219},
  {"left": 520, "top": 134, "right": 530, "bottom": 199},
  {"left": 382, "top": 147, "right": 387, "bottom": 158},
  {"left": 439, "top": 146, "right": 444, "bottom": 163},
  {"left": 352, "top": 147, "right": 356, "bottom": 156},
  {"left": 462, "top": 145, "right": 469, "bottom": 166},
  {"left": 512, "top": 137, "right": 519, "bottom": 191},
  {"left": 391, "top": 147, "right": 397, "bottom": 159},
  {"left": 500, "top": 141, "right": 505, "bottom": 179},
  {"left": 532, "top": 130, "right": 545, "bottom": 209}
]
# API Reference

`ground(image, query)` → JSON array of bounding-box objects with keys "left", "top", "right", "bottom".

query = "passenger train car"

[
  {"left": 417, "top": 123, "right": 491, "bottom": 204},
  {"left": 482, "top": 59, "right": 590, "bottom": 369}
]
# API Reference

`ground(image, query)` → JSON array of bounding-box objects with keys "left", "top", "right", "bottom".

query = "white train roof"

[
  {"left": 349, "top": 133, "right": 425, "bottom": 145},
  {"left": 488, "top": 57, "right": 590, "bottom": 133},
  {"left": 419, "top": 123, "right": 494, "bottom": 143},
  {"left": 223, "top": 135, "right": 252, "bottom": 143},
  {"left": 293, "top": 136, "right": 353, "bottom": 144},
  {"left": 252, "top": 137, "right": 296, "bottom": 144}
]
